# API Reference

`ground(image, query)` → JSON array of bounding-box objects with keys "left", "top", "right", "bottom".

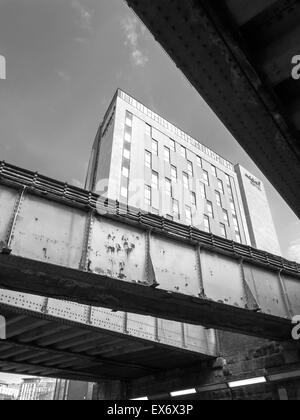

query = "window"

[
  {"left": 166, "top": 178, "right": 172, "bottom": 197},
  {"left": 171, "top": 166, "right": 178, "bottom": 183},
  {"left": 123, "top": 148, "right": 130, "bottom": 160},
  {"left": 226, "top": 175, "right": 233, "bottom": 197},
  {"left": 223, "top": 209, "right": 229, "bottom": 225},
  {"left": 124, "top": 128, "right": 131, "bottom": 143},
  {"left": 125, "top": 113, "right": 133, "bottom": 127},
  {"left": 172, "top": 199, "right": 180, "bottom": 219},
  {"left": 170, "top": 139, "right": 176, "bottom": 152},
  {"left": 204, "top": 216, "right": 211, "bottom": 233},
  {"left": 203, "top": 170, "right": 209, "bottom": 186},
  {"left": 145, "top": 124, "right": 152, "bottom": 137},
  {"left": 122, "top": 166, "right": 129, "bottom": 178},
  {"left": 220, "top": 223, "right": 227, "bottom": 239},
  {"left": 145, "top": 150, "right": 152, "bottom": 169},
  {"left": 152, "top": 139, "right": 158, "bottom": 156},
  {"left": 207, "top": 201, "right": 214, "bottom": 218},
  {"left": 226, "top": 174, "right": 231, "bottom": 187},
  {"left": 216, "top": 191, "right": 222, "bottom": 207},
  {"left": 181, "top": 146, "right": 187, "bottom": 159},
  {"left": 183, "top": 173, "right": 189, "bottom": 190},
  {"left": 145, "top": 185, "right": 152, "bottom": 207},
  {"left": 191, "top": 192, "right": 197, "bottom": 207},
  {"left": 218, "top": 179, "right": 224, "bottom": 195},
  {"left": 121, "top": 186, "right": 128, "bottom": 199},
  {"left": 185, "top": 206, "right": 192, "bottom": 225},
  {"left": 200, "top": 183, "right": 206, "bottom": 199},
  {"left": 211, "top": 165, "right": 217, "bottom": 177},
  {"left": 197, "top": 156, "right": 202, "bottom": 168},
  {"left": 164, "top": 147, "right": 171, "bottom": 163},
  {"left": 152, "top": 171, "right": 159, "bottom": 189},
  {"left": 187, "top": 161, "right": 194, "bottom": 178}
]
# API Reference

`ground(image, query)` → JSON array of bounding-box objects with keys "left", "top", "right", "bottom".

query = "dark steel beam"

[
  {"left": 0, "top": 253, "right": 292, "bottom": 341},
  {"left": 125, "top": 0, "right": 300, "bottom": 217},
  {"left": 0, "top": 338, "right": 157, "bottom": 374}
]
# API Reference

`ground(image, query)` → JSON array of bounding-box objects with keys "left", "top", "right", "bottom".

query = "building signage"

[{"left": 245, "top": 173, "right": 262, "bottom": 191}]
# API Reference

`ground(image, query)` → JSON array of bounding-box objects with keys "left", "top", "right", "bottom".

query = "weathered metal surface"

[
  {"left": 0, "top": 163, "right": 299, "bottom": 343},
  {"left": 125, "top": 0, "right": 300, "bottom": 218},
  {"left": 0, "top": 167, "right": 216, "bottom": 357},
  {"left": 0, "top": 305, "right": 212, "bottom": 382}
]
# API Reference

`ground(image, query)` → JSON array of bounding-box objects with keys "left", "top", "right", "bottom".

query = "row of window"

[
  {"left": 225, "top": 176, "right": 242, "bottom": 243},
  {"left": 144, "top": 182, "right": 242, "bottom": 240},
  {"left": 146, "top": 150, "right": 225, "bottom": 195},
  {"left": 120, "top": 112, "right": 133, "bottom": 200},
  {"left": 147, "top": 131, "right": 228, "bottom": 184},
  {"left": 145, "top": 187, "right": 193, "bottom": 226}
]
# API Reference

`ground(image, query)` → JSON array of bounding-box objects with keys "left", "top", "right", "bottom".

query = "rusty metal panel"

[
  {"left": 0, "top": 288, "right": 216, "bottom": 355},
  {"left": 0, "top": 186, "right": 19, "bottom": 248},
  {"left": 0, "top": 289, "right": 46, "bottom": 313},
  {"left": 127, "top": 313, "right": 157, "bottom": 342},
  {"left": 281, "top": 274, "right": 300, "bottom": 316},
  {"left": 9, "top": 194, "right": 86, "bottom": 269},
  {"left": 46, "top": 299, "right": 88, "bottom": 324},
  {"left": 89, "top": 217, "right": 147, "bottom": 283},
  {"left": 151, "top": 235, "right": 200, "bottom": 296},
  {"left": 201, "top": 250, "right": 246, "bottom": 308},
  {"left": 244, "top": 264, "right": 287, "bottom": 318},
  {"left": 91, "top": 307, "right": 125, "bottom": 334},
  {"left": 184, "top": 325, "right": 216, "bottom": 355},
  {"left": 157, "top": 319, "right": 185, "bottom": 350}
]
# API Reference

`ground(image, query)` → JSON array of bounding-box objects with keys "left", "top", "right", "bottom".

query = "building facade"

[
  {"left": 18, "top": 378, "right": 57, "bottom": 401},
  {"left": 0, "top": 382, "right": 20, "bottom": 400},
  {"left": 86, "top": 89, "right": 280, "bottom": 255},
  {"left": 235, "top": 165, "right": 281, "bottom": 255}
]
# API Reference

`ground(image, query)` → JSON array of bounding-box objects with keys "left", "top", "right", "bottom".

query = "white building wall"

[{"left": 235, "top": 165, "right": 281, "bottom": 255}]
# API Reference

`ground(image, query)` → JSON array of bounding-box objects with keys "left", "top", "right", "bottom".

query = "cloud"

[
  {"left": 56, "top": 70, "right": 71, "bottom": 82},
  {"left": 122, "top": 16, "right": 149, "bottom": 67},
  {"left": 71, "top": 0, "right": 93, "bottom": 32},
  {"left": 287, "top": 239, "right": 300, "bottom": 263}
]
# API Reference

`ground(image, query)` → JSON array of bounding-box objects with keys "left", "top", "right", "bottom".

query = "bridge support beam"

[{"left": 0, "top": 253, "right": 293, "bottom": 341}]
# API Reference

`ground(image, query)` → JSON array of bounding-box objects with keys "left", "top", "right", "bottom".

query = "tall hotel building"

[{"left": 85, "top": 89, "right": 281, "bottom": 256}]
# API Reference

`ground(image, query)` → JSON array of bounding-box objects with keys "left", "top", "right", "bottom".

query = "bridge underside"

[
  {"left": 1, "top": 303, "right": 300, "bottom": 401},
  {"left": 0, "top": 304, "right": 211, "bottom": 383},
  {"left": 125, "top": 0, "right": 300, "bottom": 217}
]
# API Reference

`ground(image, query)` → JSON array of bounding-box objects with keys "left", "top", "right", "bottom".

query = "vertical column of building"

[
  {"left": 226, "top": 174, "right": 242, "bottom": 243},
  {"left": 120, "top": 111, "right": 133, "bottom": 204}
]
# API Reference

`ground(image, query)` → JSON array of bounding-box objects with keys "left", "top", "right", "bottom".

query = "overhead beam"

[
  {"left": 125, "top": 0, "right": 300, "bottom": 217},
  {"left": 0, "top": 253, "right": 292, "bottom": 341}
]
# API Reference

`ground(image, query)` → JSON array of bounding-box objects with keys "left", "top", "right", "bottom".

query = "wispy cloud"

[
  {"left": 287, "top": 239, "right": 300, "bottom": 263},
  {"left": 71, "top": 0, "right": 93, "bottom": 32},
  {"left": 122, "top": 16, "right": 149, "bottom": 67},
  {"left": 56, "top": 70, "right": 71, "bottom": 82}
]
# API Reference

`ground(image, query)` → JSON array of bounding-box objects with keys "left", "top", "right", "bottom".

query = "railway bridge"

[{"left": 0, "top": 162, "right": 299, "bottom": 400}]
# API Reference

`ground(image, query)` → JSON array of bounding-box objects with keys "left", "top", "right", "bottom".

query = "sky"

[{"left": 0, "top": 0, "right": 299, "bottom": 384}]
